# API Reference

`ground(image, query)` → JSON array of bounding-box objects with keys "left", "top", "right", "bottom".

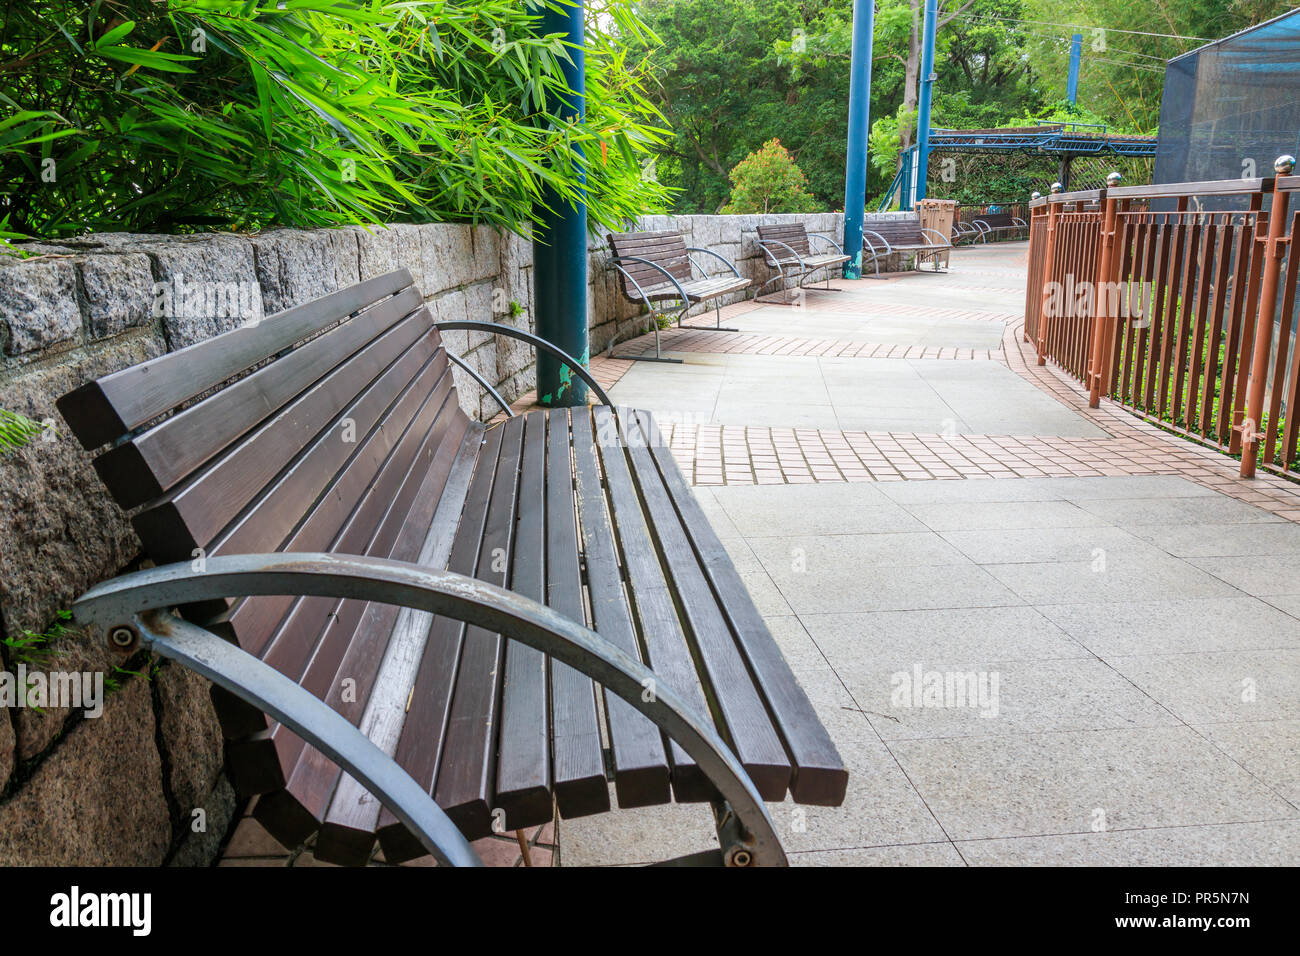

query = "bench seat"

[
  {"left": 629, "top": 274, "right": 752, "bottom": 304},
  {"left": 755, "top": 223, "right": 849, "bottom": 301},
  {"left": 58, "top": 269, "right": 846, "bottom": 867}
]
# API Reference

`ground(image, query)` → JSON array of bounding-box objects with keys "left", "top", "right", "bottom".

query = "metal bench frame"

[
  {"left": 861, "top": 224, "right": 953, "bottom": 276},
  {"left": 76, "top": 551, "right": 785, "bottom": 868},
  {"left": 607, "top": 244, "right": 749, "bottom": 364},
  {"left": 755, "top": 232, "right": 849, "bottom": 303},
  {"left": 969, "top": 215, "right": 1028, "bottom": 243}
]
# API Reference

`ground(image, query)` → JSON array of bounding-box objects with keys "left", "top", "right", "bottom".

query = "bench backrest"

[
  {"left": 865, "top": 216, "right": 926, "bottom": 245},
  {"left": 755, "top": 222, "right": 812, "bottom": 260},
  {"left": 58, "top": 269, "right": 472, "bottom": 661},
  {"left": 973, "top": 212, "right": 1017, "bottom": 228},
  {"left": 607, "top": 230, "right": 692, "bottom": 298}
]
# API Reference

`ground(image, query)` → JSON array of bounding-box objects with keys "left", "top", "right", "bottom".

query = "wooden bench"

[
  {"left": 606, "top": 230, "right": 751, "bottom": 362},
  {"left": 57, "top": 269, "right": 846, "bottom": 867},
  {"left": 754, "top": 223, "right": 850, "bottom": 302},
  {"left": 967, "top": 211, "right": 1027, "bottom": 243},
  {"left": 861, "top": 216, "right": 953, "bottom": 276}
]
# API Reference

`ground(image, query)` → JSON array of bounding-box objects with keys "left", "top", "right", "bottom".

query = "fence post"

[
  {"left": 1035, "top": 188, "right": 1063, "bottom": 366},
  {"left": 1088, "top": 183, "right": 1119, "bottom": 407},
  {"left": 1240, "top": 155, "right": 1296, "bottom": 478}
]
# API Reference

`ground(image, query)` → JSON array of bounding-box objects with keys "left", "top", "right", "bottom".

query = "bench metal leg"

[
  {"left": 74, "top": 554, "right": 788, "bottom": 867},
  {"left": 128, "top": 610, "right": 482, "bottom": 868},
  {"left": 610, "top": 304, "right": 685, "bottom": 363}
]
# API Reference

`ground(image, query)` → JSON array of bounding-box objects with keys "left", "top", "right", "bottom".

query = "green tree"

[{"left": 721, "top": 138, "right": 819, "bottom": 212}]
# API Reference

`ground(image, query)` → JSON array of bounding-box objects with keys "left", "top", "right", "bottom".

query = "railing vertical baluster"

[
  {"left": 1240, "top": 159, "right": 1296, "bottom": 477},
  {"left": 1037, "top": 199, "right": 1062, "bottom": 366},
  {"left": 1089, "top": 189, "right": 1118, "bottom": 407}
]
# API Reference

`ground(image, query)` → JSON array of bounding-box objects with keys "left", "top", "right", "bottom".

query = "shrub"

[
  {"left": 0, "top": 1, "right": 669, "bottom": 239},
  {"left": 721, "top": 138, "right": 819, "bottom": 214}
]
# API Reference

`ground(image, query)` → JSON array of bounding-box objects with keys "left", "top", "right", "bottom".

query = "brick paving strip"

[{"left": 500, "top": 291, "right": 1300, "bottom": 523}]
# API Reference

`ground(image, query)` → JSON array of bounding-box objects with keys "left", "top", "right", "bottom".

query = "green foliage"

[
  {"left": 721, "top": 138, "right": 818, "bottom": 213},
  {"left": 869, "top": 104, "right": 916, "bottom": 177},
  {"left": 0, "top": 409, "right": 43, "bottom": 451},
  {"left": 1, "top": 1, "right": 669, "bottom": 239}
]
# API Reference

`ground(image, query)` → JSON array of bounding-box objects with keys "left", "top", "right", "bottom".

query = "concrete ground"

[{"left": 560, "top": 241, "right": 1300, "bottom": 867}]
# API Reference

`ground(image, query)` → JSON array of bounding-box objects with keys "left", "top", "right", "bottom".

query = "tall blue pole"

[
  {"left": 841, "top": 0, "right": 875, "bottom": 280},
  {"left": 1066, "top": 33, "right": 1082, "bottom": 104},
  {"left": 914, "top": 0, "right": 938, "bottom": 203},
  {"left": 533, "top": 0, "right": 588, "bottom": 407}
]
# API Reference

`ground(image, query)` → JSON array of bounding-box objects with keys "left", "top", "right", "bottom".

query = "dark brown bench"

[
  {"left": 968, "top": 211, "right": 1027, "bottom": 243},
  {"left": 755, "top": 223, "right": 850, "bottom": 302},
  {"left": 58, "top": 269, "right": 846, "bottom": 867},
  {"left": 606, "top": 230, "right": 751, "bottom": 362},
  {"left": 861, "top": 216, "right": 953, "bottom": 276}
]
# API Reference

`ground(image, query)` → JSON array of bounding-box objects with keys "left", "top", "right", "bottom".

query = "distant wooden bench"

[
  {"left": 862, "top": 215, "right": 953, "bottom": 276},
  {"left": 966, "top": 211, "right": 1027, "bottom": 243},
  {"left": 606, "top": 230, "right": 751, "bottom": 363},
  {"left": 755, "top": 223, "right": 850, "bottom": 302},
  {"left": 58, "top": 269, "right": 846, "bottom": 867}
]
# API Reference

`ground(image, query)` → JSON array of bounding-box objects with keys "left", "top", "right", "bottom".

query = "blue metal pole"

[
  {"left": 899, "top": 145, "right": 913, "bottom": 211},
  {"left": 533, "top": 0, "right": 588, "bottom": 407},
  {"left": 914, "top": 0, "right": 938, "bottom": 203},
  {"left": 1067, "top": 33, "right": 1082, "bottom": 104},
  {"left": 841, "top": 0, "right": 875, "bottom": 279}
]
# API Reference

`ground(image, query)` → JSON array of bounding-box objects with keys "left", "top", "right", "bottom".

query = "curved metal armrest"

[
  {"left": 1012, "top": 217, "right": 1027, "bottom": 227},
  {"left": 806, "top": 233, "right": 846, "bottom": 255},
  {"left": 756, "top": 238, "right": 807, "bottom": 270},
  {"left": 972, "top": 220, "right": 993, "bottom": 233},
  {"left": 861, "top": 230, "right": 893, "bottom": 256},
  {"left": 953, "top": 221, "right": 978, "bottom": 234},
  {"left": 685, "top": 247, "right": 742, "bottom": 278},
  {"left": 73, "top": 553, "right": 787, "bottom": 867},
  {"left": 432, "top": 320, "right": 613, "bottom": 408},
  {"left": 919, "top": 227, "right": 951, "bottom": 248},
  {"left": 611, "top": 255, "right": 692, "bottom": 305}
]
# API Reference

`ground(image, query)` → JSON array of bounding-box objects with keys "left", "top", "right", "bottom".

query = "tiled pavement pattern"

[{"left": 561, "top": 476, "right": 1300, "bottom": 865}]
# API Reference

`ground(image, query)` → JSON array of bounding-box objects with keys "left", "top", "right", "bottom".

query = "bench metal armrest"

[
  {"left": 432, "top": 319, "right": 613, "bottom": 409},
  {"left": 756, "top": 238, "right": 807, "bottom": 270},
  {"left": 73, "top": 553, "right": 787, "bottom": 867},
  {"left": 1012, "top": 217, "right": 1027, "bottom": 227},
  {"left": 806, "top": 233, "right": 846, "bottom": 256},
  {"left": 972, "top": 220, "right": 993, "bottom": 233},
  {"left": 685, "top": 246, "right": 742, "bottom": 279},
  {"left": 861, "top": 230, "right": 893, "bottom": 256},
  {"left": 919, "top": 227, "right": 951, "bottom": 248},
  {"left": 610, "top": 255, "right": 692, "bottom": 306}
]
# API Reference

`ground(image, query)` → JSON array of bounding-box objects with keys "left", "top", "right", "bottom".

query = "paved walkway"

[{"left": 558, "top": 241, "right": 1300, "bottom": 866}]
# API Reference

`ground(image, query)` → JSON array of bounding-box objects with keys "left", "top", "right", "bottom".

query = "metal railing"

[{"left": 1024, "top": 159, "right": 1300, "bottom": 479}]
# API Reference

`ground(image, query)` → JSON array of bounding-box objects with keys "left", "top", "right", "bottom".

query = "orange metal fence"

[{"left": 1024, "top": 166, "right": 1300, "bottom": 479}]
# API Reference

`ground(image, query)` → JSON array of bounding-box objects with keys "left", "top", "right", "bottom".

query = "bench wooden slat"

[
  {"left": 313, "top": 420, "right": 477, "bottom": 864},
  {"left": 266, "top": 388, "right": 464, "bottom": 857},
  {"left": 544, "top": 409, "right": 611, "bottom": 820},
  {"left": 236, "top": 359, "right": 466, "bottom": 801},
  {"left": 493, "top": 412, "right": 553, "bottom": 827},
  {"left": 619, "top": 410, "right": 792, "bottom": 801},
  {"left": 217, "top": 349, "right": 453, "bottom": 657},
  {"left": 591, "top": 405, "right": 713, "bottom": 801},
  {"left": 636, "top": 410, "right": 849, "bottom": 806},
  {"left": 373, "top": 423, "right": 502, "bottom": 862},
  {"left": 57, "top": 270, "right": 415, "bottom": 450},
  {"left": 570, "top": 410, "right": 672, "bottom": 807},
  {"left": 131, "top": 316, "right": 439, "bottom": 562},
  {"left": 90, "top": 287, "right": 423, "bottom": 509},
  {"left": 433, "top": 416, "right": 527, "bottom": 837}
]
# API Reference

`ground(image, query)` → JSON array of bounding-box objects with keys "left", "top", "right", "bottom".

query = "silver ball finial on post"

[
  {"left": 1275, "top": 155, "right": 1296, "bottom": 176},
  {"left": 1031, "top": 191, "right": 1041, "bottom": 200},
  {"left": 1106, "top": 171, "right": 1123, "bottom": 186},
  {"left": 1050, "top": 182, "right": 1063, "bottom": 194}
]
